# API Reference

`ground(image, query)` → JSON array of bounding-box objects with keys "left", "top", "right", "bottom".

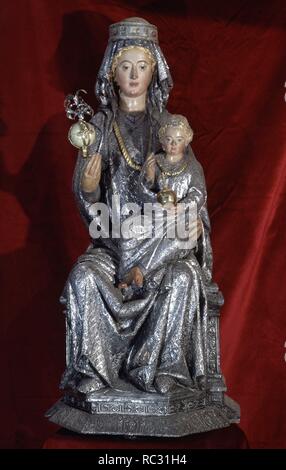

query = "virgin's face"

[
  {"left": 162, "top": 127, "right": 187, "bottom": 157},
  {"left": 114, "top": 48, "right": 154, "bottom": 98}
]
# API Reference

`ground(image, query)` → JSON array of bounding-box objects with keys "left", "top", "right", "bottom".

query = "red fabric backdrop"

[{"left": 1, "top": 0, "right": 285, "bottom": 448}]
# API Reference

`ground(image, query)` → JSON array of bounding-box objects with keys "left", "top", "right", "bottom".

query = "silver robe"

[
  {"left": 60, "top": 107, "right": 214, "bottom": 395},
  {"left": 119, "top": 149, "right": 208, "bottom": 279}
]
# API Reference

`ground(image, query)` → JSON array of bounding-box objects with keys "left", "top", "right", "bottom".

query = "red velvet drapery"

[{"left": 1, "top": 0, "right": 285, "bottom": 448}]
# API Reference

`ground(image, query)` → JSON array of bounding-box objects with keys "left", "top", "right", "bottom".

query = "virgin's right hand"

[{"left": 81, "top": 153, "right": 102, "bottom": 192}]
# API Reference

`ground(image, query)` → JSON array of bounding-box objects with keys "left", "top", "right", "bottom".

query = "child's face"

[{"left": 161, "top": 127, "right": 187, "bottom": 157}]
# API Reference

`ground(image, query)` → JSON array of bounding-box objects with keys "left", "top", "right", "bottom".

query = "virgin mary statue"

[{"left": 47, "top": 17, "right": 240, "bottom": 436}]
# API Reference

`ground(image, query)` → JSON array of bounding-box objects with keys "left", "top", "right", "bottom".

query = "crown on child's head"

[{"left": 159, "top": 114, "right": 194, "bottom": 142}]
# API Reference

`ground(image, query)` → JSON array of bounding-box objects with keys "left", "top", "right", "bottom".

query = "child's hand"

[
  {"left": 145, "top": 153, "right": 156, "bottom": 184},
  {"left": 164, "top": 202, "right": 177, "bottom": 214}
]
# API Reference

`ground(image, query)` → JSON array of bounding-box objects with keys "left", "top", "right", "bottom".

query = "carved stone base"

[{"left": 46, "top": 390, "right": 240, "bottom": 437}]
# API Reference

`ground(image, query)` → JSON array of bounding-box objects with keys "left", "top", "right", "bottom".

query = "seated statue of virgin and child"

[{"left": 47, "top": 17, "right": 240, "bottom": 436}]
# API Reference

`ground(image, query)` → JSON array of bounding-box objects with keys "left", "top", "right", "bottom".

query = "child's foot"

[{"left": 118, "top": 266, "right": 144, "bottom": 288}]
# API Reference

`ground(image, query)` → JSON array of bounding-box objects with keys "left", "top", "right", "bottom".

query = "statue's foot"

[
  {"left": 118, "top": 266, "right": 144, "bottom": 289},
  {"left": 154, "top": 375, "right": 179, "bottom": 394},
  {"left": 77, "top": 375, "right": 106, "bottom": 394},
  {"left": 154, "top": 374, "right": 197, "bottom": 394}
]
